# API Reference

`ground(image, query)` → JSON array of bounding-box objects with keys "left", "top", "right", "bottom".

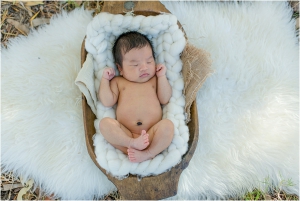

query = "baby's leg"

[
  {"left": 128, "top": 119, "right": 174, "bottom": 163},
  {"left": 99, "top": 117, "right": 149, "bottom": 154}
]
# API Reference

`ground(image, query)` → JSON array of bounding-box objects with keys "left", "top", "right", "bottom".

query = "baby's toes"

[
  {"left": 127, "top": 149, "right": 133, "bottom": 155},
  {"left": 143, "top": 133, "right": 149, "bottom": 140},
  {"left": 127, "top": 149, "right": 135, "bottom": 161}
]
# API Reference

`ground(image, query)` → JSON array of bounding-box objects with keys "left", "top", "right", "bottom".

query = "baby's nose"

[{"left": 140, "top": 63, "right": 148, "bottom": 71}]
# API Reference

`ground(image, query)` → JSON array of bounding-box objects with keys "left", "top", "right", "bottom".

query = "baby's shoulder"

[
  {"left": 111, "top": 76, "right": 122, "bottom": 81},
  {"left": 111, "top": 76, "right": 126, "bottom": 85}
]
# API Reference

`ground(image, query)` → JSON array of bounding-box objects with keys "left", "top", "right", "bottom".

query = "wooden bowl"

[{"left": 80, "top": 1, "right": 199, "bottom": 200}]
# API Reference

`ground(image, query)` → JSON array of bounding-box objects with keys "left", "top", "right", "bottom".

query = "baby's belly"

[{"left": 116, "top": 103, "right": 162, "bottom": 134}]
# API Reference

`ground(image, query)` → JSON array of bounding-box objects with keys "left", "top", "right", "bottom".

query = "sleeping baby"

[{"left": 98, "top": 31, "right": 174, "bottom": 163}]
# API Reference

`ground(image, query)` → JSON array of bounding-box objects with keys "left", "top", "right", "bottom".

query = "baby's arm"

[
  {"left": 98, "top": 67, "right": 119, "bottom": 107},
  {"left": 156, "top": 64, "right": 172, "bottom": 104}
]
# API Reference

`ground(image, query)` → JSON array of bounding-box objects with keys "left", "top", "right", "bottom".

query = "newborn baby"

[{"left": 99, "top": 31, "right": 174, "bottom": 163}]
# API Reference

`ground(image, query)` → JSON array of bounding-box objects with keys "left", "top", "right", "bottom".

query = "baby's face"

[{"left": 117, "top": 45, "right": 156, "bottom": 83}]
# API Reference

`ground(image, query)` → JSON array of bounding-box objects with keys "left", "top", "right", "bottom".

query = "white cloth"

[{"left": 75, "top": 53, "right": 97, "bottom": 114}]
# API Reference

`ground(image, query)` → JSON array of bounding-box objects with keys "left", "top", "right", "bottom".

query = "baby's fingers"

[
  {"left": 108, "top": 68, "right": 113, "bottom": 75},
  {"left": 103, "top": 68, "right": 115, "bottom": 80},
  {"left": 156, "top": 65, "right": 162, "bottom": 71},
  {"left": 108, "top": 69, "right": 115, "bottom": 79}
]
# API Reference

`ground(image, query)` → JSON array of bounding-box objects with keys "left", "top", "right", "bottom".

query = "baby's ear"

[{"left": 116, "top": 63, "right": 122, "bottom": 75}]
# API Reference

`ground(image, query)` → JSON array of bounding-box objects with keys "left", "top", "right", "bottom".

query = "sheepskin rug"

[
  {"left": 1, "top": 1, "right": 298, "bottom": 200},
  {"left": 162, "top": 1, "right": 299, "bottom": 199}
]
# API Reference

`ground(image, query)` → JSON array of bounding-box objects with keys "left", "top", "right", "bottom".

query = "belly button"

[{"left": 137, "top": 122, "right": 142, "bottom": 126}]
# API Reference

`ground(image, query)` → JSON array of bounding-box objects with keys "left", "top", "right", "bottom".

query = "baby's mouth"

[{"left": 140, "top": 73, "right": 149, "bottom": 78}]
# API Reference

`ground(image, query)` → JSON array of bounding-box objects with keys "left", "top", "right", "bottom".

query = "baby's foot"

[
  {"left": 127, "top": 148, "right": 154, "bottom": 163},
  {"left": 129, "top": 130, "right": 149, "bottom": 150}
]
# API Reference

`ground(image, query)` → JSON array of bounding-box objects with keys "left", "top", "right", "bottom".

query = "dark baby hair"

[{"left": 112, "top": 31, "right": 155, "bottom": 67}]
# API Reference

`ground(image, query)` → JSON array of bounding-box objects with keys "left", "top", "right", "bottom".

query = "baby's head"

[
  {"left": 113, "top": 31, "right": 155, "bottom": 67},
  {"left": 112, "top": 31, "right": 156, "bottom": 82}
]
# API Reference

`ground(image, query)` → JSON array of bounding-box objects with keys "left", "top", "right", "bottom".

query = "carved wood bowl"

[{"left": 80, "top": 1, "right": 199, "bottom": 200}]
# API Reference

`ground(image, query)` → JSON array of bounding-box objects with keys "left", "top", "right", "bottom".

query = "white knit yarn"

[{"left": 85, "top": 12, "right": 187, "bottom": 177}]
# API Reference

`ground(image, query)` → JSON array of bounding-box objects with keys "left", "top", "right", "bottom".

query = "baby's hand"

[
  {"left": 102, "top": 67, "right": 115, "bottom": 80},
  {"left": 156, "top": 64, "right": 167, "bottom": 77}
]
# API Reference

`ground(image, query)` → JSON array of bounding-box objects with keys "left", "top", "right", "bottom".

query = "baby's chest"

[{"left": 119, "top": 82, "right": 157, "bottom": 100}]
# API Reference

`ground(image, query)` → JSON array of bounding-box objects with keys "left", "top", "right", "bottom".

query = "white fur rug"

[{"left": 2, "top": 2, "right": 299, "bottom": 200}]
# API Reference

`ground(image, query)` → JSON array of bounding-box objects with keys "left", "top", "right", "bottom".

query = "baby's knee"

[
  {"left": 99, "top": 117, "right": 118, "bottom": 130},
  {"left": 161, "top": 119, "right": 174, "bottom": 136}
]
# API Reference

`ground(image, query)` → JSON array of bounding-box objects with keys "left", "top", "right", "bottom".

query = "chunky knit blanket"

[{"left": 84, "top": 12, "right": 188, "bottom": 177}]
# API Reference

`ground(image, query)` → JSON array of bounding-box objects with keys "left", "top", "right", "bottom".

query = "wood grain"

[{"left": 102, "top": 1, "right": 170, "bottom": 15}]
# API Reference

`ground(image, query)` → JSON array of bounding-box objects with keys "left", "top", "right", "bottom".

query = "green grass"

[
  {"left": 239, "top": 176, "right": 299, "bottom": 200},
  {"left": 243, "top": 189, "right": 265, "bottom": 200},
  {"left": 66, "top": 0, "right": 81, "bottom": 8},
  {"left": 292, "top": 11, "right": 299, "bottom": 19}
]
